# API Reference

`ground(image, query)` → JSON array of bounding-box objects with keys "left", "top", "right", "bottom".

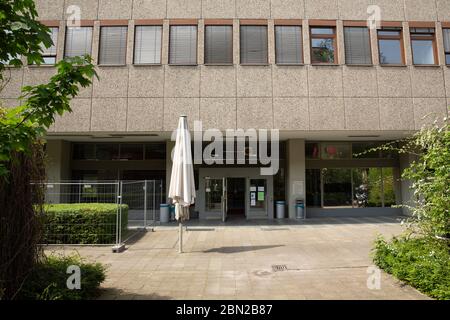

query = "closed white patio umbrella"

[{"left": 168, "top": 115, "right": 196, "bottom": 253}]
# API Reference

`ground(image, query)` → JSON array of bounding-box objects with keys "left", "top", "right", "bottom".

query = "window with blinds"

[
  {"left": 134, "top": 26, "right": 162, "bottom": 64},
  {"left": 443, "top": 28, "right": 450, "bottom": 65},
  {"left": 204, "top": 25, "right": 233, "bottom": 64},
  {"left": 240, "top": 25, "right": 268, "bottom": 64},
  {"left": 41, "top": 27, "right": 58, "bottom": 64},
  {"left": 275, "top": 25, "right": 303, "bottom": 64},
  {"left": 64, "top": 27, "right": 93, "bottom": 58},
  {"left": 344, "top": 27, "right": 372, "bottom": 65},
  {"left": 169, "top": 25, "right": 197, "bottom": 65},
  {"left": 99, "top": 26, "right": 127, "bottom": 65}
]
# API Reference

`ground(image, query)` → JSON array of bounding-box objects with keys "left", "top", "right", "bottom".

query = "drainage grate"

[{"left": 272, "top": 265, "right": 288, "bottom": 272}]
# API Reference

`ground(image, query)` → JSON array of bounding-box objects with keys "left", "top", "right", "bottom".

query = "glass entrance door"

[
  {"left": 248, "top": 178, "right": 268, "bottom": 217},
  {"left": 205, "top": 177, "right": 227, "bottom": 221}
]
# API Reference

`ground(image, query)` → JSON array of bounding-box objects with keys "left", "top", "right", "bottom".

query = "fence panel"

[{"left": 37, "top": 180, "right": 165, "bottom": 245}]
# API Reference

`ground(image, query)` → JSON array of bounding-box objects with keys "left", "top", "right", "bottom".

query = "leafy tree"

[
  {"left": 361, "top": 114, "right": 449, "bottom": 240},
  {"left": 0, "top": 0, "right": 97, "bottom": 299}
]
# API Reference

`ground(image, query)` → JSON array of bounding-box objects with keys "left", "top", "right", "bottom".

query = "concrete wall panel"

[
  {"left": 379, "top": 98, "right": 414, "bottom": 130},
  {"left": 128, "top": 67, "right": 164, "bottom": 97},
  {"left": 132, "top": 0, "right": 167, "bottom": 19},
  {"left": 202, "top": 0, "right": 236, "bottom": 18},
  {"left": 308, "top": 66, "right": 343, "bottom": 97},
  {"left": 271, "top": 0, "right": 305, "bottom": 19},
  {"left": 55, "top": 98, "right": 91, "bottom": 132},
  {"left": 344, "top": 97, "right": 380, "bottom": 130},
  {"left": 413, "top": 98, "right": 448, "bottom": 129},
  {"left": 98, "top": 0, "right": 132, "bottom": 20},
  {"left": 273, "top": 97, "right": 309, "bottom": 130},
  {"left": 164, "top": 67, "right": 200, "bottom": 97},
  {"left": 237, "top": 67, "right": 272, "bottom": 97},
  {"left": 236, "top": 98, "right": 273, "bottom": 129},
  {"left": 273, "top": 66, "right": 308, "bottom": 97},
  {"left": 127, "top": 97, "right": 164, "bottom": 131},
  {"left": 200, "top": 98, "right": 237, "bottom": 130},
  {"left": 343, "top": 67, "right": 378, "bottom": 97},
  {"left": 309, "top": 97, "right": 345, "bottom": 130},
  {"left": 163, "top": 97, "right": 200, "bottom": 130},
  {"left": 200, "top": 66, "right": 236, "bottom": 97},
  {"left": 236, "top": 0, "right": 271, "bottom": 19},
  {"left": 92, "top": 67, "right": 129, "bottom": 98},
  {"left": 91, "top": 98, "right": 127, "bottom": 131},
  {"left": 167, "top": 0, "right": 201, "bottom": 18}
]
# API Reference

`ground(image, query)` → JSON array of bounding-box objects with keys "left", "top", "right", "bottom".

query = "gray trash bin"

[
  {"left": 276, "top": 201, "right": 285, "bottom": 219},
  {"left": 296, "top": 200, "right": 305, "bottom": 219},
  {"left": 160, "top": 204, "right": 170, "bottom": 223}
]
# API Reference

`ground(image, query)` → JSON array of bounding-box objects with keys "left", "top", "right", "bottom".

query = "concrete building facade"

[{"left": 2, "top": 0, "right": 449, "bottom": 220}]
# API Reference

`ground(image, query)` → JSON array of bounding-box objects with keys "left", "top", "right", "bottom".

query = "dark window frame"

[
  {"left": 133, "top": 25, "right": 163, "bottom": 65},
  {"left": 64, "top": 26, "right": 94, "bottom": 59},
  {"left": 98, "top": 25, "right": 128, "bottom": 66},
  {"left": 239, "top": 24, "right": 269, "bottom": 65},
  {"left": 443, "top": 28, "right": 450, "bottom": 65},
  {"left": 377, "top": 27, "right": 405, "bottom": 66},
  {"left": 410, "top": 27, "right": 437, "bottom": 66},
  {"left": 41, "top": 27, "right": 59, "bottom": 65},
  {"left": 204, "top": 24, "right": 234, "bottom": 65},
  {"left": 309, "top": 26, "right": 338, "bottom": 65},
  {"left": 168, "top": 24, "right": 198, "bottom": 66},
  {"left": 344, "top": 26, "right": 373, "bottom": 65},
  {"left": 274, "top": 25, "right": 304, "bottom": 65}
]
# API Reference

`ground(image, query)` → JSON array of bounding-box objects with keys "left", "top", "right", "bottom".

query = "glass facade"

[{"left": 306, "top": 168, "right": 398, "bottom": 209}]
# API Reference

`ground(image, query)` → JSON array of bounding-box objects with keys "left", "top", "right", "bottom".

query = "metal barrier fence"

[{"left": 38, "top": 180, "right": 165, "bottom": 246}]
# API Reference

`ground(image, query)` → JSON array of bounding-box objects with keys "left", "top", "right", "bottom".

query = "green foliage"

[
  {"left": 373, "top": 235, "right": 450, "bottom": 300},
  {"left": 0, "top": 56, "right": 97, "bottom": 177},
  {"left": 17, "top": 253, "right": 106, "bottom": 300},
  {"left": 358, "top": 116, "right": 449, "bottom": 239},
  {"left": 0, "top": 0, "right": 54, "bottom": 76},
  {"left": 43, "top": 203, "right": 128, "bottom": 244}
]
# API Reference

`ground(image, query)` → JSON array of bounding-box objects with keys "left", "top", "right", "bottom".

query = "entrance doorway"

[
  {"left": 226, "top": 178, "right": 246, "bottom": 216},
  {"left": 198, "top": 168, "right": 274, "bottom": 220}
]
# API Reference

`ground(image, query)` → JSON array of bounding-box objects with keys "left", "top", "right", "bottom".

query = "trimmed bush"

[
  {"left": 42, "top": 203, "right": 128, "bottom": 244},
  {"left": 373, "top": 236, "right": 450, "bottom": 300},
  {"left": 18, "top": 254, "right": 106, "bottom": 300}
]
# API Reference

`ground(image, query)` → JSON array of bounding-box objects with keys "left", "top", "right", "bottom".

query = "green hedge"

[
  {"left": 373, "top": 236, "right": 450, "bottom": 300},
  {"left": 18, "top": 254, "right": 106, "bottom": 300},
  {"left": 42, "top": 203, "right": 128, "bottom": 244}
]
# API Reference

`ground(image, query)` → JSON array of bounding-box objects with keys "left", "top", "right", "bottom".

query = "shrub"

[
  {"left": 17, "top": 254, "right": 106, "bottom": 300},
  {"left": 42, "top": 203, "right": 128, "bottom": 244},
  {"left": 373, "top": 236, "right": 450, "bottom": 300}
]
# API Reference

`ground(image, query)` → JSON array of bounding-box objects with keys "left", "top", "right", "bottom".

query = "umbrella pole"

[{"left": 179, "top": 221, "right": 183, "bottom": 253}]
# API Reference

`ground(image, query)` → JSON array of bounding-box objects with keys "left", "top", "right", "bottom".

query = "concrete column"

[
  {"left": 45, "top": 140, "right": 71, "bottom": 203},
  {"left": 399, "top": 153, "right": 417, "bottom": 216},
  {"left": 286, "top": 139, "right": 306, "bottom": 218},
  {"left": 165, "top": 140, "right": 175, "bottom": 203}
]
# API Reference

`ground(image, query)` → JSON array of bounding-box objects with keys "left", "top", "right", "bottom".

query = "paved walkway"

[{"left": 45, "top": 216, "right": 430, "bottom": 300}]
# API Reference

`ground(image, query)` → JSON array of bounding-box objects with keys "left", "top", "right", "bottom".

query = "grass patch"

[{"left": 373, "top": 236, "right": 450, "bottom": 300}]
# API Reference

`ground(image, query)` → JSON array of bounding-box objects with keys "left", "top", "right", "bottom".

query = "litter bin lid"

[
  {"left": 160, "top": 204, "right": 169, "bottom": 207},
  {"left": 275, "top": 201, "right": 285, "bottom": 205}
]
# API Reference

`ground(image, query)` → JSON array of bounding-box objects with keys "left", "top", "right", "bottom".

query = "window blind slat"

[
  {"left": 134, "top": 26, "right": 162, "bottom": 64},
  {"left": 41, "top": 27, "right": 58, "bottom": 56},
  {"left": 240, "top": 26, "right": 268, "bottom": 64},
  {"left": 344, "top": 27, "right": 371, "bottom": 65},
  {"left": 443, "top": 29, "right": 450, "bottom": 52},
  {"left": 205, "top": 26, "right": 232, "bottom": 64},
  {"left": 65, "top": 27, "right": 93, "bottom": 57},
  {"left": 275, "top": 26, "right": 302, "bottom": 64},
  {"left": 169, "top": 26, "right": 197, "bottom": 65},
  {"left": 99, "top": 26, "right": 127, "bottom": 65}
]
